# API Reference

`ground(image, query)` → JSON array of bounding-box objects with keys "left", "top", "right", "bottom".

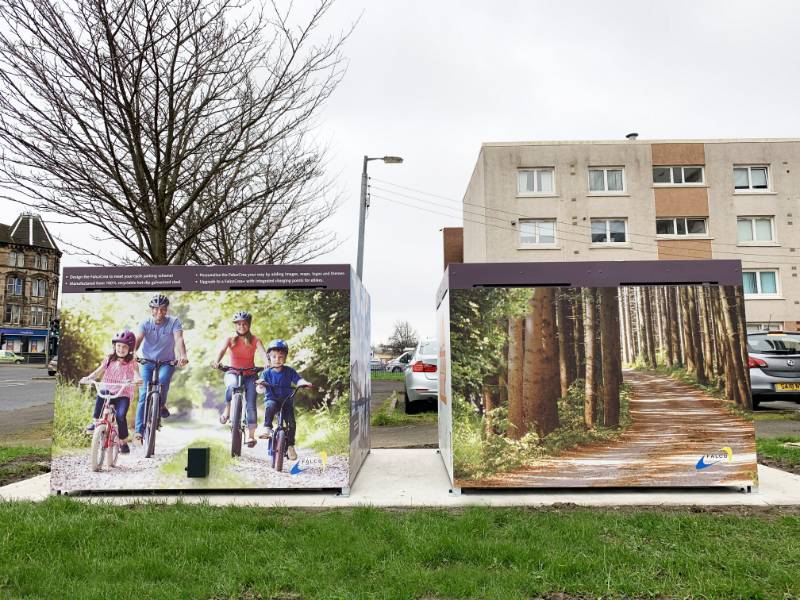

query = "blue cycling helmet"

[{"left": 267, "top": 339, "right": 288, "bottom": 354}]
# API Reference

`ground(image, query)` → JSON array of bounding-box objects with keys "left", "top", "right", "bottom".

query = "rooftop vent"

[{"left": 626, "top": 132, "right": 639, "bottom": 140}]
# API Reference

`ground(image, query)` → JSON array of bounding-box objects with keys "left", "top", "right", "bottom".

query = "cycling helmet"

[
  {"left": 112, "top": 330, "right": 136, "bottom": 349},
  {"left": 232, "top": 311, "right": 252, "bottom": 324},
  {"left": 267, "top": 339, "right": 289, "bottom": 354},
  {"left": 148, "top": 294, "right": 170, "bottom": 308}
]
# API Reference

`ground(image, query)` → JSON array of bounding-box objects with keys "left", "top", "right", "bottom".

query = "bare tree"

[
  {"left": 386, "top": 320, "right": 418, "bottom": 355},
  {"left": 0, "top": 0, "right": 349, "bottom": 264}
]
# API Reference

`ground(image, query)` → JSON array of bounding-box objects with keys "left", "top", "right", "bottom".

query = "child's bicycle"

[
  {"left": 261, "top": 384, "right": 303, "bottom": 472},
  {"left": 79, "top": 379, "right": 133, "bottom": 472},
  {"left": 217, "top": 364, "right": 262, "bottom": 457}
]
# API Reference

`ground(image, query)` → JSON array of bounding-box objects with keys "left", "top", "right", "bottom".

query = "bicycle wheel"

[
  {"left": 230, "top": 393, "right": 243, "bottom": 457},
  {"left": 144, "top": 391, "right": 159, "bottom": 458},
  {"left": 272, "top": 429, "right": 286, "bottom": 472},
  {"left": 90, "top": 424, "right": 107, "bottom": 472}
]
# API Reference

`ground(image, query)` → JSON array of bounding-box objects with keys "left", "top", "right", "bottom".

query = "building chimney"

[{"left": 625, "top": 132, "right": 639, "bottom": 140}]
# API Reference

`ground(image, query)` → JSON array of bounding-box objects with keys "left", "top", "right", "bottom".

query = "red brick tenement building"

[{"left": 0, "top": 213, "right": 61, "bottom": 361}]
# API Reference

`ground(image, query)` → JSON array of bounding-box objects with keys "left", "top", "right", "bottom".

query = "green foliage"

[
  {"left": 370, "top": 370, "right": 404, "bottom": 381},
  {"left": 56, "top": 309, "right": 104, "bottom": 383},
  {"left": 371, "top": 394, "right": 437, "bottom": 427},
  {"left": 52, "top": 381, "right": 94, "bottom": 451},
  {"left": 0, "top": 445, "right": 50, "bottom": 486},
  {"left": 160, "top": 439, "right": 247, "bottom": 488},
  {"left": 450, "top": 288, "right": 530, "bottom": 404},
  {"left": 295, "top": 396, "right": 349, "bottom": 455}
]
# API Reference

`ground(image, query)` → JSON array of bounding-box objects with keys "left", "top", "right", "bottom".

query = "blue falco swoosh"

[
  {"left": 696, "top": 457, "right": 720, "bottom": 470},
  {"left": 290, "top": 461, "right": 303, "bottom": 475}
]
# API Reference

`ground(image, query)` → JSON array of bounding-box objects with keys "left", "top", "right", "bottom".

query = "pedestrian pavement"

[{"left": 2, "top": 449, "right": 799, "bottom": 507}]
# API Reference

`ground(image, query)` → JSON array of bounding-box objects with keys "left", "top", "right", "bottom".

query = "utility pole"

[{"left": 356, "top": 155, "right": 403, "bottom": 280}]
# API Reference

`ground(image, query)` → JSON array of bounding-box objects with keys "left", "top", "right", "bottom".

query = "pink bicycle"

[{"left": 80, "top": 379, "right": 133, "bottom": 472}]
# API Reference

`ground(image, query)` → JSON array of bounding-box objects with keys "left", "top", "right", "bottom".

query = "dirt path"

[
  {"left": 471, "top": 370, "right": 757, "bottom": 488},
  {"left": 50, "top": 412, "right": 348, "bottom": 493}
]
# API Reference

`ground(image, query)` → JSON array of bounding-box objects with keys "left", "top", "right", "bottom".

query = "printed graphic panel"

[
  {"left": 51, "top": 266, "right": 352, "bottom": 492},
  {"left": 448, "top": 284, "right": 757, "bottom": 489},
  {"left": 436, "top": 290, "right": 453, "bottom": 482},
  {"left": 349, "top": 270, "right": 371, "bottom": 484}
]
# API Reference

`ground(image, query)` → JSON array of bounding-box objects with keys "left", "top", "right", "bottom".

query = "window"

[
  {"left": 743, "top": 270, "right": 779, "bottom": 296},
  {"left": 29, "top": 338, "right": 46, "bottom": 353},
  {"left": 31, "top": 306, "right": 47, "bottom": 326},
  {"left": 34, "top": 255, "right": 48, "bottom": 270},
  {"left": 652, "top": 166, "right": 704, "bottom": 185},
  {"left": 517, "top": 168, "right": 555, "bottom": 195},
  {"left": 737, "top": 217, "right": 774, "bottom": 243},
  {"left": 519, "top": 219, "right": 556, "bottom": 245},
  {"left": 655, "top": 217, "right": 708, "bottom": 236},
  {"left": 734, "top": 166, "right": 769, "bottom": 191},
  {"left": 746, "top": 322, "right": 783, "bottom": 334},
  {"left": 4, "top": 304, "right": 21, "bottom": 324},
  {"left": 8, "top": 252, "right": 24, "bottom": 267},
  {"left": 5, "top": 277, "right": 23, "bottom": 296},
  {"left": 588, "top": 167, "right": 625, "bottom": 193},
  {"left": 590, "top": 219, "right": 627, "bottom": 243},
  {"left": 31, "top": 279, "right": 46, "bottom": 297}
]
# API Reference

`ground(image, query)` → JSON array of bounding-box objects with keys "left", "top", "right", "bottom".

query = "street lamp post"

[{"left": 356, "top": 155, "right": 403, "bottom": 280}]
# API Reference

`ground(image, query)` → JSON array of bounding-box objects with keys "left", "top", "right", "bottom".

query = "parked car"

[
  {"left": 0, "top": 350, "right": 24, "bottom": 364},
  {"left": 386, "top": 351, "right": 413, "bottom": 373},
  {"left": 747, "top": 331, "right": 800, "bottom": 408},
  {"left": 48, "top": 355, "right": 58, "bottom": 376},
  {"left": 369, "top": 359, "right": 384, "bottom": 372},
  {"left": 403, "top": 339, "right": 438, "bottom": 414}
]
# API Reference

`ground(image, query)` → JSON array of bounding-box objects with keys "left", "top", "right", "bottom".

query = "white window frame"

[
  {"left": 4, "top": 304, "right": 21, "bottom": 324},
  {"left": 34, "top": 254, "right": 48, "bottom": 270},
  {"left": 518, "top": 219, "right": 557, "bottom": 247},
  {"left": 30, "top": 306, "right": 46, "bottom": 326},
  {"left": 32, "top": 279, "right": 46, "bottom": 297},
  {"left": 6, "top": 277, "right": 23, "bottom": 296},
  {"left": 655, "top": 217, "right": 709, "bottom": 238},
  {"left": 590, "top": 218, "right": 629, "bottom": 245},
  {"left": 588, "top": 166, "right": 626, "bottom": 194},
  {"left": 517, "top": 168, "right": 556, "bottom": 196},
  {"left": 733, "top": 165, "right": 771, "bottom": 193},
  {"left": 8, "top": 251, "right": 24, "bottom": 268},
  {"left": 652, "top": 165, "right": 705, "bottom": 186},
  {"left": 742, "top": 269, "right": 780, "bottom": 298},
  {"left": 737, "top": 216, "right": 776, "bottom": 245}
]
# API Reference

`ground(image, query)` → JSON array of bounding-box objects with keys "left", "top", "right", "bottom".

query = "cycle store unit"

[
  {"left": 51, "top": 264, "right": 370, "bottom": 495},
  {"left": 436, "top": 260, "right": 758, "bottom": 493}
]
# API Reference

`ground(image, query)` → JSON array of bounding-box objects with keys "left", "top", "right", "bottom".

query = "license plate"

[{"left": 776, "top": 383, "right": 800, "bottom": 391}]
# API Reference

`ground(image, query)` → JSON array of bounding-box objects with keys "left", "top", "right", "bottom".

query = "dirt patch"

[
  {"left": 0, "top": 455, "right": 51, "bottom": 486},
  {"left": 758, "top": 457, "right": 800, "bottom": 476}
]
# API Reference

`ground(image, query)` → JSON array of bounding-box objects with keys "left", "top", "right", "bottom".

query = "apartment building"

[
  {"left": 0, "top": 213, "right": 61, "bottom": 360},
  {"left": 458, "top": 137, "right": 800, "bottom": 331}
]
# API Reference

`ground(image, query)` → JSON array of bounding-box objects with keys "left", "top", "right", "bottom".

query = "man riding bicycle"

[{"left": 133, "top": 293, "right": 189, "bottom": 445}]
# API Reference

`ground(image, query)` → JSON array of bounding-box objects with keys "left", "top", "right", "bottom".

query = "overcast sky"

[{"left": 6, "top": 0, "right": 800, "bottom": 347}]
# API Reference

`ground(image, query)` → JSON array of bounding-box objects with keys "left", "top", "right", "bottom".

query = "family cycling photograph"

[{"left": 50, "top": 285, "right": 354, "bottom": 493}]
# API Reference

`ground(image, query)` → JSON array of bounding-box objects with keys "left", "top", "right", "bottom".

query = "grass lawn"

[
  {"left": 757, "top": 435, "right": 800, "bottom": 475},
  {"left": 0, "top": 501, "right": 799, "bottom": 599},
  {"left": 0, "top": 445, "right": 50, "bottom": 487},
  {"left": 372, "top": 393, "right": 437, "bottom": 427},
  {"left": 371, "top": 370, "right": 405, "bottom": 381}
]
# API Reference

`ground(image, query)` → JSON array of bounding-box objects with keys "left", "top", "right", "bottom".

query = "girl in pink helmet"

[{"left": 82, "top": 330, "right": 142, "bottom": 454}]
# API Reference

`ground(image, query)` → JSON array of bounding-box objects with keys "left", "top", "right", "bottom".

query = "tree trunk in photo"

[
  {"left": 687, "top": 286, "right": 707, "bottom": 385},
  {"left": 661, "top": 287, "right": 674, "bottom": 367},
  {"left": 721, "top": 286, "right": 751, "bottom": 408},
  {"left": 556, "top": 287, "right": 575, "bottom": 398},
  {"left": 634, "top": 287, "right": 645, "bottom": 363},
  {"left": 668, "top": 286, "right": 683, "bottom": 367},
  {"left": 599, "top": 287, "right": 622, "bottom": 427},
  {"left": 733, "top": 286, "right": 753, "bottom": 409},
  {"left": 654, "top": 285, "right": 664, "bottom": 364},
  {"left": 482, "top": 374, "right": 499, "bottom": 437},
  {"left": 620, "top": 288, "right": 630, "bottom": 364},
  {"left": 507, "top": 317, "right": 525, "bottom": 439},
  {"left": 573, "top": 290, "right": 585, "bottom": 377},
  {"left": 697, "top": 286, "right": 715, "bottom": 382},
  {"left": 680, "top": 287, "right": 696, "bottom": 374},
  {"left": 712, "top": 287, "right": 734, "bottom": 399},
  {"left": 524, "top": 289, "right": 561, "bottom": 437},
  {"left": 583, "top": 288, "right": 598, "bottom": 428},
  {"left": 642, "top": 287, "right": 657, "bottom": 368}
]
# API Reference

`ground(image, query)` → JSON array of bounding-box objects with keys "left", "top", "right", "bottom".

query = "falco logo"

[
  {"left": 290, "top": 451, "right": 328, "bottom": 475},
  {"left": 696, "top": 447, "right": 733, "bottom": 470}
]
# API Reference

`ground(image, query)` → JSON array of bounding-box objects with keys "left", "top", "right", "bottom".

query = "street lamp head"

[{"left": 381, "top": 156, "right": 403, "bottom": 164}]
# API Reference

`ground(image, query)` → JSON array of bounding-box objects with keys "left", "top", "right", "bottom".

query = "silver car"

[
  {"left": 403, "top": 338, "right": 438, "bottom": 414},
  {"left": 747, "top": 331, "right": 800, "bottom": 408}
]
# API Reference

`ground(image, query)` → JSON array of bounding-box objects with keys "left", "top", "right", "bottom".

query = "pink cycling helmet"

[{"left": 112, "top": 330, "right": 136, "bottom": 350}]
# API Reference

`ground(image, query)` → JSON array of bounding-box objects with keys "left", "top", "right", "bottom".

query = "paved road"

[
  {"left": 0, "top": 365, "right": 55, "bottom": 442},
  {"left": 371, "top": 378, "right": 438, "bottom": 448},
  {"left": 755, "top": 398, "right": 800, "bottom": 438}
]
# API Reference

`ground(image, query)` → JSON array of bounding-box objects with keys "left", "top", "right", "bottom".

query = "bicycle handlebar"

[
  {"left": 137, "top": 358, "right": 179, "bottom": 367},
  {"left": 80, "top": 379, "right": 136, "bottom": 400},
  {"left": 217, "top": 365, "right": 263, "bottom": 375}
]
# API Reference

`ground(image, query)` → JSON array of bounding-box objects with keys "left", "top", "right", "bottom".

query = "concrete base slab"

[{"left": 3, "top": 449, "right": 800, "bottom": 507}]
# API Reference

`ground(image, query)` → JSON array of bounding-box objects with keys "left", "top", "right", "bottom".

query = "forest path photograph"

[{"left": 472, "top": 369, "right": 757, "bottom": 489}]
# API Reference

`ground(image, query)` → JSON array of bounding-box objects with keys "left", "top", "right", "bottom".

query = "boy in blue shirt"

[{"left": 256, "top": 339, "right": 312, "bottom": 461}]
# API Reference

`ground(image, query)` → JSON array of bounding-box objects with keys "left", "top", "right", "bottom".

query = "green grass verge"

[
  {"left": 372, "top": 393, "right": 437, "bottom": 427},
  {"left": 0, "top": 445, "right": 50, "bottom": 486},
  {"left": 754, "top": 411, "right": 800, "bottom": 421},
  {"left": 757, "top": 436, "right": 800, "bottom": 469},
  {"left": 159, "top": 439, "right": 248, "bottom": 488},
  {"left": 1, "top": 501, "right": 799, "bottom": 599},
  {"left": 370, "top": 370, "right": 405, "bottom": 381}
]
